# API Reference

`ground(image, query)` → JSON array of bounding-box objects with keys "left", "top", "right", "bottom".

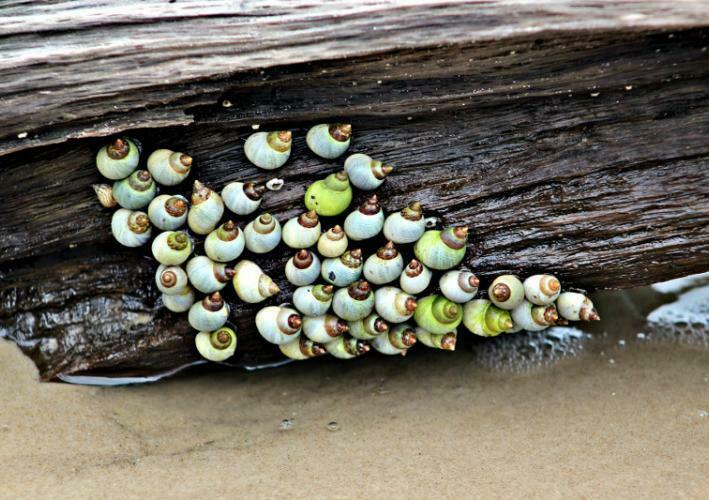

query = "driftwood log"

[{"left": 1, "top": 2, "right": 709, "bottom": 380}]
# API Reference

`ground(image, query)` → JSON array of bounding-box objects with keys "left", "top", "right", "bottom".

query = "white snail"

[
  {"left": 279, "top": 335, "right": 327, "bottom": 360},
  {"left": 244, "top": 213, "right": 282, "bottom": 254},
  {"left": 204, "top": 220, "right": 245, "bottom": 263},
  {"left": 439, "top": 270, "right": 479, "bottom": 303},
  {"left": 489, "top": 275, "right": 525, "bottom": 310},
  {"left": 348, "top": 313, "right": 389, "bottom": 341},
  {"left": 285, "top": 250, "right": 321, "bottom": 286},
  {"left": 148, "top": 194, "right": 188, "bottom": 230},
  {"left": 232, "top": 260, "right": 280, "bottom": 303},
  {"left": 325, "top": 336, "right": 371, "bottom": 360},
  {"left": 363, "top": 241, "right": 404, "bottom": 285},
  {"left": 282, "top": 210, "right": 321, "bottom": 249},
  {"left": 222, "top": 181, "right": 266, "bottom": 216},
  {"left": 187, "top": 180, "right": 224, "bottom": 235},
  {"left": 255, "top": 305, "right": 302, "bottom": 345},
  {"left": 321, "top": 249, "right": 363, "bottom": 287},
  {"left": 332, "top": 281, "right": 375, "bottom": 322},
  {"left": 374, "top": 286, "right": 417, "bottom": 324},
  {"left": 96, "top": 137, "right": 140, "bottom": 180},
  {"left": 186, "top": 256, "right": 235, "bottom": 293},
  {"left": 371, "top": 324, "right": 417, "bottom": 355},
  {"left": 146, "top": 148, "right": 192, "bottom": 186},
  {"left": 155, "top": 264, "right": 189, "bottom": 295},
  {"left": 302, "top": 314, "right": 349, "bottom": 343},
  {"left": 195, "top": 327, "right": 237, "bottom": 362},
  {"left": 383, "top": 202, "right": 425, "bottom": 244},
  {"left": 111, "top": 208, "right": 151, "bottom": 247},
  {"left": 317, "top": 225, "right": 348, "bottom": 258},
  {"left": 292, "top": 284, "right": 334, "bottom": 317},
  {"left": 306, "top": 123, "right": 352, "bottom": 159},
  {"left": 244, "top": 131, "right": 292, "bottom": 170},
  {"left": 151, "top": 230, "right": 192, "bottom": 266},
  {"left": 415, "top": 328, "right": 456, "bottom": 351},
  {"left": 343, "top": 153, "right": 393, "bottom": 190},
  {"left": 112, "top": 170, "right": 156, "bottom": 209},
  {"left": 523, "top": 274, "right": 562, "bottom": 305},
  {"left": 162, "top": 286, "right": 195, "bottom": 313},
  {"left": 556, "top": 292, "right": 600, "bottom": 322},
  {"left": 343, "top": 195, "right": 384, "bottom": 241},
  {"left": 511, "top": 301, "right": 560, "bottom": 331},
  {"left": 399, "top": 259, "right": 432, "bottom": 295},
  {"left": 188, "top": 292, "right": 230, "bottom": 332}
]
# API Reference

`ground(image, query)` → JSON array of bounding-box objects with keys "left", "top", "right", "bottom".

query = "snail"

[
  {"left": 306, "top": 123, "right": 352, "bottom": 159},
  {"left": 374, "top": 286, "right": 417, "bottom": 323},
  {"left": 343, "top": 153, "right": 393, "bottom": 190},
  {"left": 556, "top": 292, "right": 600, "bottom": 321},
  {"left": 187, "top": 181, "right": 224, "bottom": 235},
  {"left": 147, "top": 194, "right": 189, "bottom": 230},
  {"left": 332, "top": 280, "right": 375, "bottom": 322},
  {"left": 348, "top": 313, "right": 389, "bottom": 341},
  {"left": 415, "top": 328, "right": 456, "bottom": 351},
  {"left": 244, "top": 131, "right": 292, "bottom": 170},
  {"left": 371, "top": 324, "right": 417, "bottom": 355},
  {"left": 162, "top": 286, "right": 195, "bottom": 313},
  {"left": 463, "top": 299, "right": 514, "bottom": 337},
  {"left": 146, "top": 149, "right": 192, "bottom": 186},
  {"left": 343, "top": 195, "right": 384, "bottom": 241},
  {"left": 155, "top": 264, "right": 189, "bottom": 295},
  {"left": 195, "top": 327, "right": 237, "bottom": 362},
  {"left": 292, "top": 284, "right": 334, "bottom": 317},
  {"left": 151, "top": 230, "right": 192, "bottom": 265},
  {"left": 96, "top": 137, "right": 140, "bottom": 180},
  {"left": 204, "top": 220, "right": 245, "bottom": 263},
  {"left": 302, "top": 314, "right": 349, "bottom": 343},
  {"left": 439, "top": 270, "right": 479, "bottom": 303},
  {"left": 413, "top": 295, "right": 463, "bottom": 334},
  {"left": 279, "top": 335, "right": 327, "bottom": 361},
  {"left": 188, "top": 292, "right": 230, "bottom": 332},
  {"left": 92, "top": 184, "right": 116, "bottom": 208},
  {"left": 414, "top": 226, "right": 468, "bottom": 271},
  {"left": 232, "top": 260, "right": 280, "bottom": 303},
  {"left": 523, "top": 274, "right": 562, "bottom": 305},
  {"left": 111, "top": 208, "right": 151, "bottom": 247},
  {"left": 282, "top": 210, "right": 321, "bottom": 249},
  {"left": 317, "top": 225, "right": 348, "bottom": 258},
  {"left": 511, "top": 301, "right": 560, "bottom": 331},
  {"left": 255, "top": 305, "right": 302, "bottom": 344},
  {"left": 383, "top": 202, "right": 426, "bottom": 244},
  {"left": 489, "top": 275, "right": 525, "bottom": 310},
  {"left": 321, "top": 248, "right": 363, "bottom": 287},
  {"left": 222, "top": 181, "right": 266, "bottom": 216},
  {"left": 285, "top": 250, "right": 321, "bottom": 286},
  {"left": 325, "top": 335, "right": 370, "bottom": 360},
  {"left": 304, "top": 171, "right": 353, "bottom": 216},
  {"left": 244, "top": 213, "right": 282, "bottom": 254},
  {"left": 112, "top": 170, "right": 157, "bottom": 209},
  {"left": 399, "top": 259, "right": 432, "bottom": 295},
  {"left": 363, "top": 241, "right": 404, "bottom": 285},
  {"left": 185, "top": 256, "right": 235, "bottom": 293}
]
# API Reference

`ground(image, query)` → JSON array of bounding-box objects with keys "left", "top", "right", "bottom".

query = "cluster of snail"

[{"left": 93, "top": 124, "right": 600, "bottom": 364}]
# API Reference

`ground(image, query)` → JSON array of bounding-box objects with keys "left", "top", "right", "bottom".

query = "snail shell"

[
  {"left": 244, "top": 131, "right": 292, "bottom": 170},
  {"left": 111, "top": 208, "right": 151, "bottom": 247},
  {"left": 371, "top": 324, "right": 417, "bottom": 355},
  {"left": 556, "top": 292, "right": 600, "bottom": 322},
  {"left": 187, "top": 181, "right": 224, "bottom": 235},
  {"left": 146, "top": 149, "right": 192, "bottom": 186},
  {"left": 317, "top": 225, "right": 348, "bottom": 258},
  {"left": 363, "top": 241, "right": 404, "bottom": 285},
  {"left": 302, "top": 314, "right": 349, "bottom": 344},
  {"left": 321, "top": 249, "right": 363, "bottom": 287},
  {"left": 155, "top": 264, "right": 189, "bottom": 295},
  {"left": 383, "top": 202, "right": 426, "bottom": 244},
  {"left": 92, "top": 184, "right": 117, "bottom": 208},
  {"left": 344, "top": 195, "right": 384, "bottom": 241},
  {"left": 415, "top": 327, "right": 456, "bottom": 351},
  {"left": 463, "top": 299, "right": 514, "bottom": 337},
  {"left": 204, "top": 220, "right": 245, "bottom": 262},
  {"left": 188, "top": 292, "right": 230, "bottom": 332},
  {"left": 374, "top": 286, "right": 417, "bottom": 324},
  {"left": 523, "top": 274, "right": 562, "bottom": 305},
  {"left": 348, "top": 313, "right": 389, "bottom": 341},
  {"left": 244, "top": 213, "right": 282, "bottom": 254},
  {"left": 185, "top": 256, "right": 235, "bottom": 293},
  {"left": 306, "top": 123, "right": 352, "bottom": 159},
  {"left": 489, "top": 275, "right": 525, "bottom": 310},
  {"left": 255, "top": 305, "right": 302, "bottom": 345},
  {"left": 439, "top": 270, "right": 479, "bottom": 303},
  {"left": 232, "top": 260, "right": 280, "bottom": 303},
  {"left": 280, "top": 335, "right": 327, "bottom": 361},
  {"left": 282, "top": 210, "right": 321, "bottom": 249},
  {"left": 96, "top": 137, "right": 140, "bottom": 180},
  {"left": 511, "top": 301, "right": 560, "bottom": 331},
  {"left": 148, "top": 194, "right": 189, "bottom": 230},
  {"left": 292, "top": 284, "right": 334, "bottom": 317},
  {"left": 304, "top": 171, "right": 353, "bottom": 216},
  {"left": 195, "top": 327, "right": 237, "bottom": 362},
  {"left": 112, "top": 170, "right": 157, "bottom": 209},
  {"left": 414, "top": 226, "right": 468, "bottom": 271},
  {"left": 151, "top": 230, "right": 192, "bottom": 266},
  {"left": 399, "top": 259, "right": 432, "bottom": 295},
  {"left": 285, "top": 250, "right": 321, "bottom": 287},
  {"left": 222, "top": 181, "right": 266, "bottom": 216},
  {"left": 162, "top": 286, "right": 195, "bottom": 313},
  {"left": 332, "top": 281, "right": 375, "bottom": 322},
  {"left": 413, "top": 295, "right": 463, "bottom": 335},
  {"left": 344, "top": 153, "right": 393, "bottom": 190},
  {"left": 325, "top": 335, "right": 370, "bottom": 360}
]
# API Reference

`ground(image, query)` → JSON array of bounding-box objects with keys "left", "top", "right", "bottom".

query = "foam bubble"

[{"left": 646, "top": 285, "right": 709, "bottom": 347}]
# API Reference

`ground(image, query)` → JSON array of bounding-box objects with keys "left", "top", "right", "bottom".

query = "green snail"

[
  {"left": 413, "top": 295, "right": 463, "bottom": 335},
  {"left": 317, "top": 225, "right": 348, "bottom": 258},
  {"left": 415, "top": 328, "right": 456, "bottom": 351},
  {"left": 343, "top": 194, "right": 384, "bottom": 241},
  {"left": 155, "top": 264, "right": 189, "bottom": 295},
  {"left": 302, "top": 314, "right": 349, "bottom": 343},
  {"left": 399, "top": 259, "right": 432, "bottom": 295},
  {"left": 439, "top": 270, "right": 479, "bottom": 303},
  {"left": 256, "top": 305, "right": 302, "bottom": 344},
  {"left": 96, "top": 137, "right": 140, "bottom": 180},
  {"left": 511, "top": 301, "right": 560, "bottom": 331},
  {"left": 304, "top": 171, "right": 353, "bottom": 216},
  {"left": 244, "top": 131, "right": 292, "bottom": 170},
  {"left": 285, "top": 249, "right": 321, "bottom": 286},
  {"left": 374, "top": 286, "right": 417, "bottom": 323},
  {"left": 463, "top": 299, "right": 514, "bottom": 337},
  {"left": 162, "top": 286, "right": 195, "bottom": 313},
  {"left": 112, "top": 170, "right": 157, "bottom": 209},
  {"left": 489, "top": 274, "right": 525, "bottom": 310},
  {"left": 523, "top": 274, "right": 562, "bottom": 305},
  {"left": 292, "top": 284, "right": 334, "bottom": 317},
  {"left": 188, "top": 180, "right": 224, "bottom": 235},
  {"left": 325, "top": 335, "right": 371, "bottom": 360},
  {"left": 372, "top": 324, "right": 417, "bottom": 355},
  {"left": 186, "top": 256, "right": 235, "bottom": 293},
  {"left": 204, "top": 220, "right": 245, "bottom": 263},
  {"left": 279, "top": 335, "right": 327, "bottom": 361},
  {"left": 244, "top": 213, "right": 282, "bottom": 254},
  {"left": 363, "top": 241, "right": 404, "bottom": 285},
  {"left": 321, "top": 248, "right": 363, "bottom": 287},
  {"left": 232, "top": 260, "right": 280, "bottom": 303},
  {"left": 111, "top": 208, "right": 151, "bottom": 247},
  {"left": 188, "top": 292, "right": 230, "bottom": 332},
  {"left": 556, "top": 292, "right": 600, "bottom": 322},
  {"left": 148, "top": 194, "right": 189, "bottom": 230},
  {"left": 146, "top": 149, "right": 192, "bottom": 186},
  {"left": 92, "top": 184, "right": 117, "bottom": 208},
  {"left": 282, "top": 210, "right": 321, "bottom": 249},
  {"left": 343, "top": 153, "right": 393, "bottom": 190},
  {"left": 348, "top": 313, "right": 389, "bottom": 341},
  {"left": 306, "top": 123, "right": 352, "bottom": 159},
  {"left": 222, "top": 181, "right": 266, "bottom": 216},
  {"left": 195, "top": 326, "right": 237, "bottom": 362},
  {"left": 414, "top": 226, "right": 468, "bottom": 271},
  {"left": 151, "top": 230, "right": 192, "bottom": 265},
  {"left": 383, "top": 202, "right": 426, "bottom": 244},
  {"left": 332, "top": 280, "right": 375, "bottom": 322}
]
